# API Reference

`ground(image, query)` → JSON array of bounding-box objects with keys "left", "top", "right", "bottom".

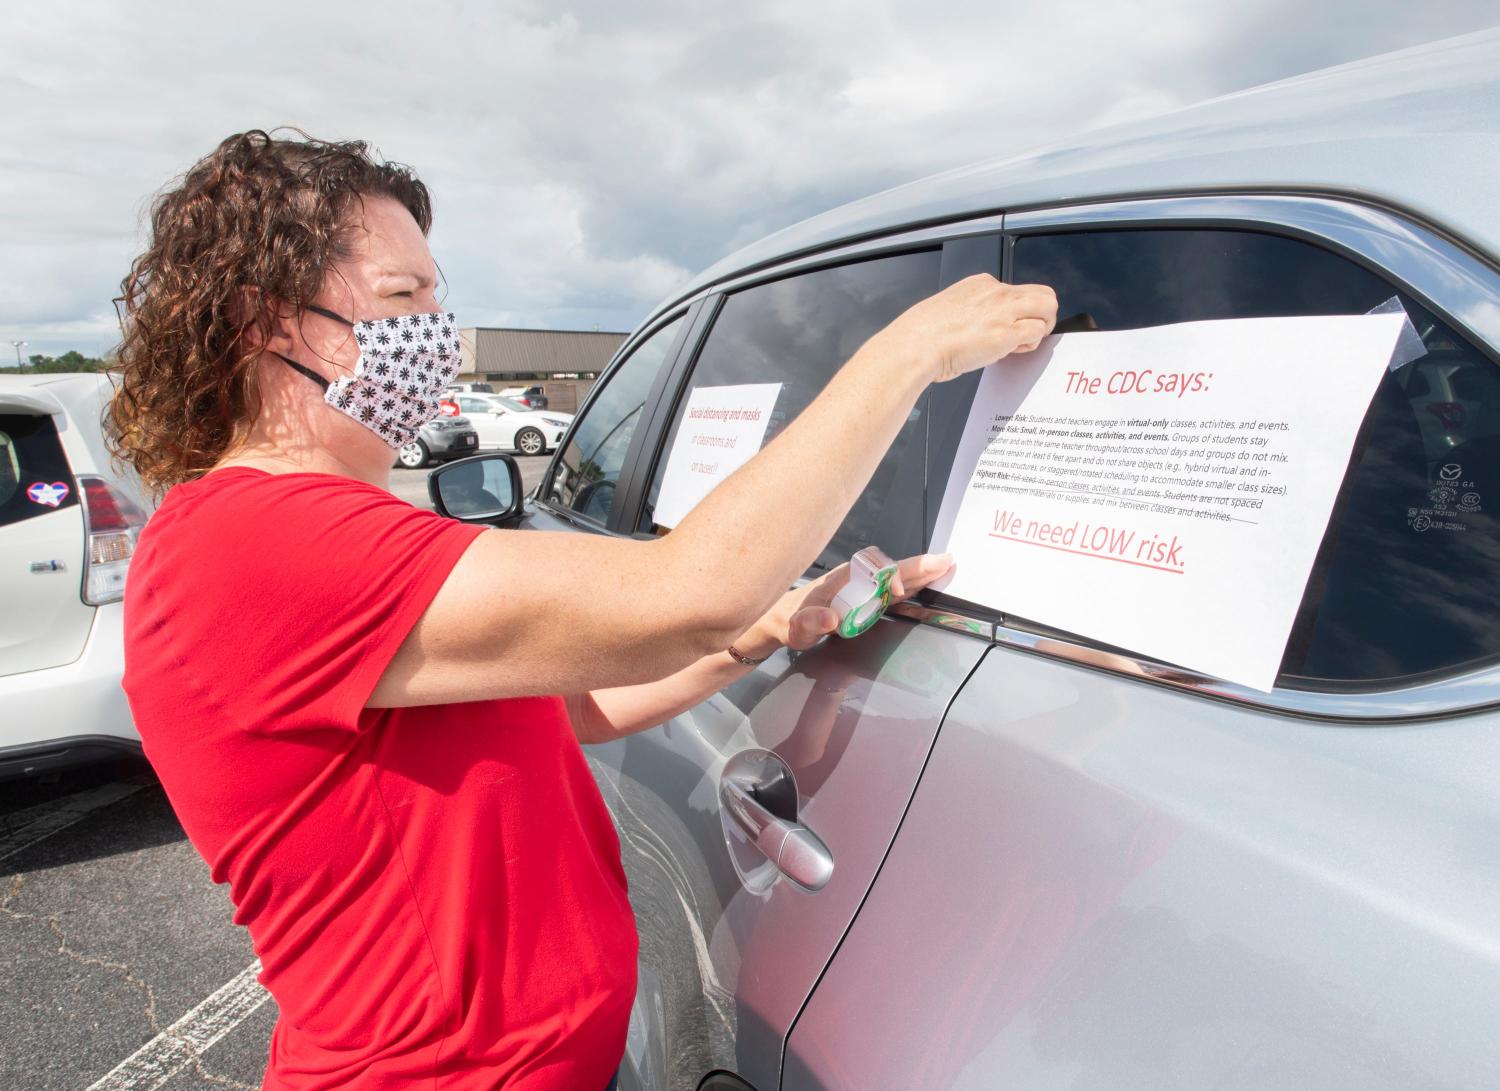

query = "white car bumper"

[{"left": 0, "top": 602, "right": 139, "bottom": 768}]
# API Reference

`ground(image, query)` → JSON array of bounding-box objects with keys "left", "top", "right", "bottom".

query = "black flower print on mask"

[{"left": 318, "top": 311, "right": 463, "bottom": 449}]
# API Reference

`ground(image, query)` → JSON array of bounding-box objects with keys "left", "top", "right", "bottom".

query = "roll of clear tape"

[{"left": 832, "top": 547, "right": 899, "bottom": 639}]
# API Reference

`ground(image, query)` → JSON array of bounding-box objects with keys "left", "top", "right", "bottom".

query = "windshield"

[{"left": 490, "top": 396, "right": 532, "bottom": 413}]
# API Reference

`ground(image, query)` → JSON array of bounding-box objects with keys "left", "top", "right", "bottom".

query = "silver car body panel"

[
  {"left": 420, "top": 415, "right": 480, "bottom": 459},
  {"left": 784, "top": 647, "right": 1500, "bottom": 1089},
  {"left": 521, "top": 500, "right": 987, "bottom": 1090},
  {"left": 592, "top": 609, "right": 987, "bottom": 1091}
]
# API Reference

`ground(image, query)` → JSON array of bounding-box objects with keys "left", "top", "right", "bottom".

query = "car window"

[
  {"left": 0, "top": 414, "right": 80, "bottom": 529},
  {"left": 495, "top": 397, "right": 530, "bottom": 413},
  {"left": 457, "top": 396, "right": 489, "bottom": 414},
  {"left": 1006, "top": 227, "right": 1500, "bottom": 684},
  {"left": 542, "top": 314, "right": 684, "bottom": 525},
  {"left": 641, "top": 250, "right": 942, "bottom": 570}
]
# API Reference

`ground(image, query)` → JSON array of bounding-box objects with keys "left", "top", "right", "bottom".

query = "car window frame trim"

[
  {"left": 623, "top": 244, "right": 954, "bottom": 542},
  {"left": 616, "top": 293, "right": 725, "bottom": 538},
  {"left": 532, "top": 301, "right": 701, "bottom": 533},
  {"left": 639, "top": 185, "right": 1500, "bottom": 331},
  {"left": 1004, "top": 194, "right": 1500, "bottom": 370},
  {"left": 981, "top": 192, "right": 1500, "bottom": 720},
  {"left": 577, "top": 191, "right": 1500, "bottom": 721}
]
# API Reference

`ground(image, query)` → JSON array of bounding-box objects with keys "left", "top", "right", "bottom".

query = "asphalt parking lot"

[{"left": 0, "top": 456, "right": 550, "bottom": 1091}]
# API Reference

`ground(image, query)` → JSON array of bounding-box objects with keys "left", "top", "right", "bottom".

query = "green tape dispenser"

[{"left": 832, "top": 546, "right": 899, "bottom": 638}]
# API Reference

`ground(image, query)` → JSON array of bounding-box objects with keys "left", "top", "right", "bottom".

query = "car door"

[
  {"left": 490, "top": 403, "right": 527, "bottom": 451},
  {"left": 455, "top": 395, "right": 506, "bottom": 448},
  {"left": 0, "top": 402, "right": 92, "bottom": 678},
  {"left": 784, "top": 199, "right": 1500, "bottom": 1089},
  {"left": 529, "top": 243, "right": 1007, "bottom": 1091}
]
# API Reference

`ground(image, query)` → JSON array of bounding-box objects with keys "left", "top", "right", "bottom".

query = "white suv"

[{"left": 0, "top": 373, "right": 150, "bottom": 777}]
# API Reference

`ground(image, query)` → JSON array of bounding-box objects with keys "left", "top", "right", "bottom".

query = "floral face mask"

[{"left": 274, "top": 304, "right": 463, "bottom": 449}]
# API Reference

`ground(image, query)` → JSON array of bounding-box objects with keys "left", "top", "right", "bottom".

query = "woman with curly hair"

[{"left": 111, "top": 129, "right": 1055, "bottom": 1090}]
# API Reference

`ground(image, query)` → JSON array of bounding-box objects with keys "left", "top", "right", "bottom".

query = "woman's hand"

[
  {"left": 730, "top": 552, "right": 955, "bottom": 659},
  {"left": 875, "top": 273, "right": 1058, "bottom": 385}
]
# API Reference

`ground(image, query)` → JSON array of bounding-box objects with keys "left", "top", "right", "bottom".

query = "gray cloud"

[{"left": 1, "top": 0, "right": 1496, "bottom": 358}]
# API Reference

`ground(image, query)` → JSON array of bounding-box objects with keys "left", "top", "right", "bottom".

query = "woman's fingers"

[
  {"left": 817, "top": 561, "right": 851, "bottom": 598},
  {"left": 1010, "top": 316, "right": 1055, "bottom": 354},
  {"left": 781, "top": 553, "right": 952, "bottom": 651},
  {"left": 787, "top": 605, "right": 841, "bottom": 649},
  {"left": 893, "top": 552, "right": 954, "bottom": 599},
  {"left": 893, "top": 275, "right": 1057, "bottom": 383}
]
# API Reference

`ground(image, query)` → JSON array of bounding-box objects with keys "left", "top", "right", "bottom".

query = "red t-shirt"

[{"left": 122, "top": 467, "right": 638, "bottom": 1090}]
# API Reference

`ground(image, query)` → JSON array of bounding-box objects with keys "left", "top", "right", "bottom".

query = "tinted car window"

[
  {"left": 542, "top": 314, "right": 683, "bottom": 525},
  {"left": 1008, "top": 227, "right": 1500, "bottom": 684},
  {"left": 0, "top": 413, "right": 79, "bottom": 529},
  {"left": 642, "top": 250, "right": 942, "bottom": 570}
]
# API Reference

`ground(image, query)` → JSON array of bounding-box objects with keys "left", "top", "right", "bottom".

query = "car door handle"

[{"left": 720, "top": 776, "right": 835, "bottom": 893}]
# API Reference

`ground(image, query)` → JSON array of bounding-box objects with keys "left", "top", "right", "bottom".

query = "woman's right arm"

[{"left": 367, "top": 274, "right": 1056, "bottom": 708}]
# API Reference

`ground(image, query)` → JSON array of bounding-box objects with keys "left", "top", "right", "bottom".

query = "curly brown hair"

[{"left": 106, "top": 129, "right": 432, "bottom": 495}]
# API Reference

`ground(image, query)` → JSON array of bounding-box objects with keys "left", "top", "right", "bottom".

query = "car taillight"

[{"left": 78, "top": 476, "right": 148, "bottom": 605}]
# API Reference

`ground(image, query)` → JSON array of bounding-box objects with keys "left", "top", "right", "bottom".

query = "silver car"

[
  {"left": 519, "top": 29, "right": 1500, "bottom": 1091},
  {"left": 393, "top": 413, "right": 479, "bottom": 469}
]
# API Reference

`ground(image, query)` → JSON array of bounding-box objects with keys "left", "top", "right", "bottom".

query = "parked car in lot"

[
  {"left": 498, "top": 384, "right": 548, "bottom": 409},
  {"left": 439, "top": 29, "right": 1500, "bottom": 1091},
  {"left": 0, "top": 373, "right": 152, "bottom": 778},
  {"left": 392, "top": 413, "right": 479, "bottom": 469},
  {"left": 451, "top": 393, "right": 573, "bottom": 455}
]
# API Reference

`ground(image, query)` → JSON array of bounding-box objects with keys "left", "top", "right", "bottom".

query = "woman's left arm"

[{"left": 567, "top": 552, "right": 953, "bottom": 745}]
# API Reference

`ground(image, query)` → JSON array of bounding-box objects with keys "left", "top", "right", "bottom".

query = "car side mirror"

[{"left": 428, "top": 453, "right": 525, "bottom": 525}]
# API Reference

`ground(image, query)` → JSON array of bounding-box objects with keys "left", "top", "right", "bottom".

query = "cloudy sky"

[{"left": 2, "top": 0, "right": 1496, "bottom": 360}]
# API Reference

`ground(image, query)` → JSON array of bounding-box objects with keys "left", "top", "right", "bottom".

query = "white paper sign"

[
  {"left": 654, "top": 382, "right": 783, "bottom": 527},
  {"left": 931, "top": 313, "right": 1407, "bottom": 691}
]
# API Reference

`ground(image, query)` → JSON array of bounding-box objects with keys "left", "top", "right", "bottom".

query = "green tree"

[{"left": 1, "top": 350, "right": 112, "bottom": 374}]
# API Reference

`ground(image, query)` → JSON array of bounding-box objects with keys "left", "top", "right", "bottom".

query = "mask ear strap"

[
  {"left": 305, "top": 303, "right": 355, "bottom": 326},
  {"left": 271, "top": 351, "right": 331, "bottom": 392}
]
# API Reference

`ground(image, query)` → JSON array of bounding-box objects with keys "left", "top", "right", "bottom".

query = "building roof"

[
  {"left": 657, "top": 27, "right": 1500, "bottom": 322},
  {"left": 459, "top": 327, "right": 628, "bottom": 376}
]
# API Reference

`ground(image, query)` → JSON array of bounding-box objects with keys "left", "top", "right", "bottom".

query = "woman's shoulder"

[
  {"left": 184, "top": 462, "right": 392, "bottom": 495},
  {"left": 142, "top": 465, "right": 416, "bottom": 560},
  {"left": 162, "top": 464, "right": 395, "bottom": 516}
]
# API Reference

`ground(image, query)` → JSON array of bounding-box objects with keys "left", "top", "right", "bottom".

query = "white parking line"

[
  {"left": 0, "top": 782, "right": 144, "bottom": 865},
  {"left": 86, "top": 960, "right": 269, "bottom": 1091}
]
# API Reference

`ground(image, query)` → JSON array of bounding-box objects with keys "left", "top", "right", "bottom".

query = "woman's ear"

[{"left": 232, "top": 287, "right": 300, "bottom": 355}]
